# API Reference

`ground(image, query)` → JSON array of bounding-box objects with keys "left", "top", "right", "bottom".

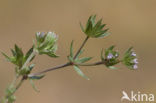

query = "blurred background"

[{"left": 0, "top": 0, "right": 156, "bottom": 103}]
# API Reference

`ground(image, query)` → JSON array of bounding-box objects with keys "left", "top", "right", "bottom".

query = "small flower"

[
  {"left": 133, "top": 64, "right": 138, "bottom": 69},
  {"left": 115, "top": 53, "right": 118, "bottom": 57},
  {"left": 107, "top": 53, "right": 114, "bottom": 59},
  {"left": 37, "top": 32, "right": 45, "bottom": 38},
  {"left": 133, "top": 58, "right": 138, "bottom": 64},
  {"left": 131, "top": 52, "right": 136, "bottom": 56}
]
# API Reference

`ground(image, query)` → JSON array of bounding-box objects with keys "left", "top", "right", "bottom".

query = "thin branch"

[
  {"left": 77, "top": 61, "right": 104, "bottom": 66},
  {"left": 16, "top": 77, "right": 25, "bottom": 90},
  {"left": 4, "top": 76, "right": 25, "bottom": 103},
  {"left": 28, "top": 62, "right": 71, "bottom": 77},
  {"left": 12, "top": 77, "right": 25, "bottom": 95},
  {"left": 29, "top": 36, "right": 90, "bottom": 77},
  {"left": 74, "top": 36, "right": 89, "bottom": 59}
]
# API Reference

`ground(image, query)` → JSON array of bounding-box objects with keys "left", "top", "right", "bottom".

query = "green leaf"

[
  {"left": 1, "top": 52, "right": 11, "bottom": 61},
  {"left": 80, "top": 22, "right": 85, "bottom": 32},
  {"left": 108, "top": 66, "right": 118, "bottom": 70},
  {"left": 15, "top": 44, "right": 23, "bottom": 57},
  {"left": 28, "top": 64, "right": 35, "bottom": 71},
  {"left": 98, "top": 32, "right": 110, "bottom": 38},
  {"left": 90, "top": 15, "right": 96, "bottom": 26},
  {"left": 73, "top": 65, "right": 89, "bottom": 80},
  {"left": 85, "top": 20, "right": 93, "bottom": 35},
  {"left": 29, "top": 75, "right": 45, "bottom": 80},
  {"left": 70, "top": 40, "right": 74, "bottom": 57},
  {"left": 78, "top": 57, "right": 92, "bottom": 63},
  {"left": 11, "top": 49, "right": 16, "bottom": 57},
  {"left": 14, "top": 44, "right": 24, "bottom": 67},
  {"left": 82, "top": 15, "right": 110, "bottom": 38},
  {"left": 86, "top": 15, "right": 92, "bottom": 29},
  {"left": 108, "top": 45, "right": 115, "bottom": 50},
  {"left": 25, "top": 47, "right": 34, "bottom": 61},
  {"left": 100, "top": 48, "right": 104, "bottom": 61},
  {"left": 47, "top": 52, "right": 59, "bottom": 58},
  {"left": 125, "top": 47, "right": 133, "bottom": 54},
  {"left": 67, "top": 56, "right": 74, "bottom": 62},
  {"left": 29, "top": 79, "right": 40, "bottom": 92}
]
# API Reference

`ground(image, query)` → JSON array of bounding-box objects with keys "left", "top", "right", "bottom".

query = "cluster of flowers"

[
  {"left": 101, "top": 46, "right": 120, "bottom": 68},
  {"left": 100, "top": 46, "right": 138, "bottom": 70},
  {"left": 35, "top": 31, "right": 58, "bottom": 57},
  {"left": 130, "top": 51, "right": 138, "bottom": 69},
  {"left": 122, "top": 47, "right": 138, "bottom": 69}
]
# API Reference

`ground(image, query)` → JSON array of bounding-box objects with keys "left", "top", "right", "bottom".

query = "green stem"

[
  {"left": 12, "top": 76, "right": 25, "bottom": 96},
  {"left": 3, "top": 49, "right": 36, "bottom": 103}
]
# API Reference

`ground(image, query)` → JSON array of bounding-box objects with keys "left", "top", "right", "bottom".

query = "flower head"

[
  {"left": 122, "top": 47, "right": 138, "bottom": 70},
  {"left": 35, "top": 31, "right": 58, "bottom": 57},
  {"left": 101, "top": 45, "right": 119, "bottom": 67}
]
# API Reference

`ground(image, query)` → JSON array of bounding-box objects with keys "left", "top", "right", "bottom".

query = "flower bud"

[{"left": 35, "top": 31, "right": 58, "bottom": 57}]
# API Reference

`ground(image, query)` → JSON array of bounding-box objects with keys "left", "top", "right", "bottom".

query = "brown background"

[{"left": 0, "top": 0, "right": 156, "bottom": 103}]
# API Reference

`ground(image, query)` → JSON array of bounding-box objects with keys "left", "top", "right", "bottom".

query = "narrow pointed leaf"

[
  {"left": 15, "top": 44, "right": 23, "bottom": 57},
  {"left": 29, "top": 75, "right": 45, "bottom": 80},
  {"left": 108, "top": 45, "right": 115, "bottom": 50},
  {"left": 1, "top": 52, "right": 11, "bottom": 61},
  {"left": 25, "top": 47, "right": 34, "bottom": 60},
  {"left": 90, "top": 15, "right": 96, "bottom": 26},
  {"left": 80, "top": 22, "right": 85, "bottom": 32},
  {"left": 11, "top": 49, "right": 16, "bottom": 57},
  {"left": 99, "top": 32, "right": 110, "bottom": 38},
  {"left": 29, "top": 79, "right": 40, "bottom": 92},
  {"left": 70, "top": 40, "right": 74, "bottom": 57},
  {"left": 73, "top": 65, "right": 89, "bottom": 80},
  {"left": 47, "top": 53, "right": 59, "bottom": 58},
  {"left": 28, "top": 64, "right": 35, "bottom": 71},
  {"left": 108, "top": 66, "right": 118, "bottom": 70},
  {"left": 101, "top": 49, "right": 104, "bottom": 61},
  {"left": 67, "top": 56, "right": 74, "bottom": 62},
  {"left": 78, "top": 57, "right": 92, "bottom": 63},
  {"left": 125, "top": 47, "right": 133, "bottom": 54}
]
